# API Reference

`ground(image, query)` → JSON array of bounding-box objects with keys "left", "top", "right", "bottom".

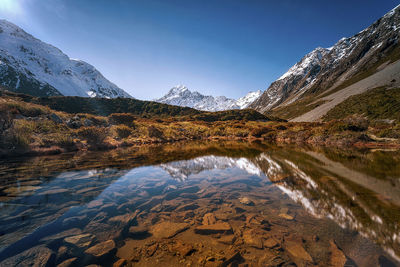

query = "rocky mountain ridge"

[{"left": 249, "top": 4, "right": 400, "bottom": 121}]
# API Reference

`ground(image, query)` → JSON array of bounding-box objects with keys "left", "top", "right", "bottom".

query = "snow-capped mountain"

[
  {"left": 0, "top": 20, "right": 131, "bottom": 98},
  {"left": 249, "top": 4, "right": 400, "bottom": 117},
  {"left": 155, "top": 85, "right": 262, "bottom": 111}
]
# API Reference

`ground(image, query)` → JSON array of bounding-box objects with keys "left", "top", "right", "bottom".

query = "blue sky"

[{"left": 0, "top": 0, "right": 398, "bottom": 100}]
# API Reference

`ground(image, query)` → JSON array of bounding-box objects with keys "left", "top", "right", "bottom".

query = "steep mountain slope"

[
  {"left": 249, "top": 5, "right": 400, "bottom": 121},
  {"left": 236, "top": 90, "right": 263, "bottom": 109},
  {"left": 155, "top": 85, "right": 262, "bottom": 111},
  {"left": 0, "top": 20, "right": 131, "bottom": 98}
]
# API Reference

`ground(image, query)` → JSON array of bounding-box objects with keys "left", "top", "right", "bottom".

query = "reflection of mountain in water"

[
  {"left": 160, "top": 151, "right": 400, "bottom": 261},
  {"left": 159, "top": 156, "right": 262, "bottom": 181}
]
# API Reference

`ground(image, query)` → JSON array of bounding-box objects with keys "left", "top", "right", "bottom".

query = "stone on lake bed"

[
  {"left": 263, "top": 237, "right": 279, "bottom": 248},
  {"left": 87, "top": 199, "right": 103, "bottom": 209},
  {"left": 113, "top": 258, "right": 127, "bottom": 267},
  {"left": 218, "top": 234, "right": 236, "bottom": 245},
  {"left": 38, "top": 188, "right": 70, "bottom": 195},
  {"left": 239, "top": 197, "right": 254, "bottom": 206},
  {"left": 242, "top": 229, "right": 263, "bottom": 249},
  {"left": 194, "top": 222, "right": 232, "bottom": 235},
  {"left": 3, "top": 186, "right": 41, "bottom": 195},
  {"left": 64, "top": 233, "right": 95, "bottom": 248},
  {"left": 329, "top": 240, "right": 347, "bottom": 267},
  {"left": 85, "top": 240, "right": 116, "bottom": 258},
  {"left": 284, "top": 240, "right": 313, "bottom": 262},
  {"left": 57, "top": 257, "right": 77, "bottom": 267},
  {"left": 171, "top": 241, "right": 195, "bottom": 256},
  {"left": 108, "top": 211, "right": 138, "bottom": 224},
  {"left": 150, "top": 221, "right": 190, "bottom": 238},
  {"left": 129, "top": 225, "right": 149, "bottom": 235},
  {"left": 41, "top": 228, "right": 82, "bottom": 242},
  {"left": 0, "top": 245, "right": 54, "bottom": 267},
  {"left": 279, "top": 213, "right": 294, "bottom": 220},
  {"left": 202, "top": 213, "right": 217, "bottom": 225}
]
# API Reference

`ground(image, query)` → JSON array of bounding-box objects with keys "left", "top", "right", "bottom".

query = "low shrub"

[
  {"left": 250, "top": 127, "right": 270, "bottom": 138},
  {"left": 76, "top": 127, "right": 107, "bottom": 145},
  {"left": 147, "top": 125, "right": 164, "bottom": 139},
  {"left": 109, "top": 113, "right": 136, "bottom": 127},
  {"left": 115, "top": 125, "right": 132, "bottom": 139}
]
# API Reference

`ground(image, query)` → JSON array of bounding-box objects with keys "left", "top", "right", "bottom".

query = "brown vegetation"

[{"left": 0, "top": 94, "right": 399, "bottom": 157}]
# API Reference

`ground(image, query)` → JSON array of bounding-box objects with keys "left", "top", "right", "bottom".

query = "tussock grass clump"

[
  {"left": 147, "top": 125, "right": 164, "bottom": 139},
  {"left": 76, "top": 127, "right": 108, "bottom": 146},
  {"left": 250, "top": 127, "right": 271, "bottom": 138},
  {"left": 109, "top": 113, "right": 136, "bottom": 127},
  {"left": 114, "top": 125, "right": 133, "bottom": 139}
]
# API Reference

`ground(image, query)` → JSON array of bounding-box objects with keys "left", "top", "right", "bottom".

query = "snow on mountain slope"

[
  {"left": 155, "top": 85, "right": 261, "bottom": 111},
  {"left": 236, "top": 90, "right": 263, "bottom": 109},
  {"left": 0, "top": 20, "right": 131, "bottom": 98},
  {"left": 249, "top": 4, "right": 400, "bottom": 116}
]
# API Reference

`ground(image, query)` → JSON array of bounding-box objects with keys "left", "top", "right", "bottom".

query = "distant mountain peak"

[{"left": 155, "top": 86, "right": 262, "bottom": 111}]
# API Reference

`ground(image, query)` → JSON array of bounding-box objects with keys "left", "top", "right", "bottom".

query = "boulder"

[
  {"left": 83, "top": 119, "right": 94, "bottom": 126},
  {"left": 49, "top": 113, "right": 63, "bottom": 124}
]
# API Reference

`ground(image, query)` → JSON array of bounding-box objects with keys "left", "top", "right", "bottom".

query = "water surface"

[{"left": 0, "top": 141, "right": 399, "bottom": 266}]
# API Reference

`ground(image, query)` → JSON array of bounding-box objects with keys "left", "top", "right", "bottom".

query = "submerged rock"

[
  {"left": 113, "top": 258, "right": 127, "bottom": 267},
  {"left": 284, "top": 240, "right": 313, "bottom": 263},
  {"left": 129, "top": 225, "right": 149, "bottom": 236},
  {"left": 56, "top": 257, "right": 77, "bottom": 267},
  {"left": 239, "top": 197, "right": 254, "bottom": 206},
  {"left": 171, "top": 241, "right": 195, "bottom": 257},
  {"left": 218, "top": 234, "right": 236, "bottom": 245},
  {"left": 202, "top": 213, "right": 217, "bottom": 225},
  {"left": 150, "top": 221, "right": 189, "bottom": 238},
  {"left": 194, "top": 222, "right": 232, "bottom": 235},
  {"left": 242, "top": 229, "right": 263, "bottom": 249},
  {"left": 64, "top": 233, "right": 95, "bottom": 248},
  {"left": 329, "top": 240, "right": 347, "bottom": 267},
  {"left": 279, "top": 213, "right": 294, "bottom": 220},
  {"left": 263, "top": 237, "right": 279, "bottom": 248},
  {"left": 0, "top": 245, "right": 54, "bottom": 267},
  {"left": 85, "top": 240, "right": 116, "bottom": 258}
]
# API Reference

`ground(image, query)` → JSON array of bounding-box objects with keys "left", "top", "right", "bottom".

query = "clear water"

[{"left": 0, "top": 141, "right": 399, "bottom": 266}]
